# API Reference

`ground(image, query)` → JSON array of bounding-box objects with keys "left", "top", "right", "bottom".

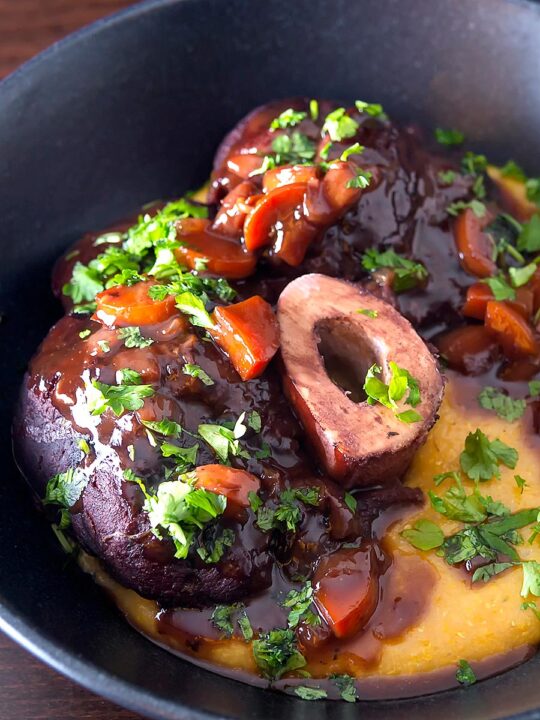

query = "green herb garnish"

[
  {"left": 362, "top": 248, "right": 428, "bottom": 293},
  {"left": 435, "top": 128, "right": 465, "bottom": 146},
  {"left": 478, "top": 387, "right": 526, "bottom": 422},
  {"left": 252, "top": 629, "right": 306, "bottom": 679},
  {"left": 456, "top": 660, "right": 476, "bottom": 686},
  {"left": 363, "top": 361, "right": 422, "bottom": 423},
  {"left": 117, "top": 326, "right": 154, "bottom": 348},
  {"left": 183, "top": 363, "right": 214, "bottom": 386}
]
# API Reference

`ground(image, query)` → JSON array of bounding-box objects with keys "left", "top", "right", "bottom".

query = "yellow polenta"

[
  {"left": 81, "top": 376, "right": 540, "bottom": 679},
  {"left": 377, "top": 376, "right": 540, "bottom": 677}
]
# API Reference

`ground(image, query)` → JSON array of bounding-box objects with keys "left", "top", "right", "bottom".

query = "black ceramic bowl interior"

[{"left": 2, "top": 0, "right": 540, "bottom": 718}]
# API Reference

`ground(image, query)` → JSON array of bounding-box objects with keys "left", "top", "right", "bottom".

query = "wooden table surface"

[{"left": 0, "top": 6, "right": 149, "bottom": 718}]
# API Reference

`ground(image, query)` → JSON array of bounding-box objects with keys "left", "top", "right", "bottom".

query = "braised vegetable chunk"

[
  {"left": 209, "top": 296, "right": 280, "bottom": 381},
  {"left": 314, "top": 547, "right": 379, "bottom": 638},
  {"left": 14, "top": 96, "right": 540, "bottom": 701},
  {"left": 95, "top": 281, "right": 178, "bottom": 326}
]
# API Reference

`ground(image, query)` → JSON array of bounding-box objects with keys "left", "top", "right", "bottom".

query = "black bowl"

[{"left": 2, "top": 0, "right": 540, "bottom": 718}]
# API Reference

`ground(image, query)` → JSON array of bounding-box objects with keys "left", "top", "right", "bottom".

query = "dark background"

[{"left": 0, "top": 3, "right": 142, "bottom": 717}]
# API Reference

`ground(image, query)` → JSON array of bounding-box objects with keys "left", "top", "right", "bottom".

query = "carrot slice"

[
  {"left": 263, "top": 164, "right": 319, "bottom": 193},
  {"left": 209, "top": 296, "right": 280, "bottom": 381},
  {"left": 174, "top": 218, "right": 257, "bottom": 279},
  {"left": 95, "top": 280, "right": 177, "bottom": 327},
  {"left": 462, "top": 283, "right": 494, "bottom": 320},
  {"left": 453, "top": 208, "right": 497, "bottom": 278},
  {"left": 436, "top": 325, "right": 499, "bottom": 375},
  {"left": 463, "top": 283, "right": 534, "bottom": 321},
  {"left": 487, "top": 165, "right": 539, "bottom": 222},
  {"left": 485, "top": 300, "right": 538, "bottom": 357},
  {"left": 194, "top": 464, "right": 259, "bottom": 518},
  {"left": 313, "top": 547, "right": 378, "bottom": 639},
  {"left": 243, "top": 182, "right": 308, "bottom": 252}
]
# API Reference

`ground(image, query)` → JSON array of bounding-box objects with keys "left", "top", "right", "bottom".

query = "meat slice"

[{"left": 277, "top": 274, "right": 444, "bottom": 488}]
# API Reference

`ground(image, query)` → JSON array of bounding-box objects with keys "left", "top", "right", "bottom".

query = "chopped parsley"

[
  {"left": 456, "top": 660, "right": 476, "bottom": 686},
  {"left": 79, "top": 329, "right": 91, "bottom": 339},
  {"left": 210, "top": 603, "right": 252, "bottom": 640},
  {"left": 322, "top": 107, "right": 359, "bottom": 142},
  {"left": 294, "top": 686, "right": 327, "bottom": 701},
  {"left": 143, "top": 474, "right": 227, "bottom": 559},
  {"left": 309, "top": 99, "right": 319, "bottom": 121},
  {"left": 340, "top": 142, "right": 364, "bottom": 162},
  {"left": 142, "top": 418, "right": 182, "bottom": 437},
  {"left": 256, "top": 487, "right": 320, "bottom": 533},
  {"left": 461, "top": 152, "right": 487, "bottom": 176},
  {"left": 197, "top": 526, "right": 235, "bottom": 563},
  {"left": 77, "top": 438, "right": 90, "bottom": 455},
  {"left": 478, "top": 387, "right": 526, "bottom": 422},
  {"left": 344, "top": 492, "right": 357, "bottom": 513},
  {"left": 357, "top": 308, "right": 378, "bottom": 318},
  {"left": 175, "top": 291, "right": 214, "bottom": 328},
  {"left": 435, "top": 127, "right": 465, "bottom": 146},
  {"left": 438, "top": 169, "right": 457, "bottom": 185},
  {"left": 44, "top": 467, "right": 88, "bottom": 529},
  {"left": 63, "top": 262, "right": 104, "bottom": 304},
  {"left": 459, "top": 429, "right": 518, "bottom": 482},
  {"left": 183, "top": 363, "right": 214, "bottom": 386},
  {"left": 160, "top": 442, "right": 199, "bottom": 472},
  {"left": 515, "top": 475, "right": 528, "bottom": 494},
  {"left": 509, "top": 263, "right": 538, "bottom": 288},
  {"left": 269, "top": 108, "right": 307, "bottom": 130},
  {"left": 446, "top": 199, "right": 486, "bottom": 218},
  {"left": 517, "top": 214, "right": 540, "bottom": 253},
  {"left": 521, "top": 560, "right": 540, "bottom": 597},
  {"left": 270, "top": 132, "right": 316, "bottom": 166},
  {"left": 247, "top": 410, "right": 262, "bottom": 433},
  {"left": 97, "top": 340, "right": 110, "bottom": 353},
  {"left": 346, "top": 167, "right": 372, "bottom": 189},
  {"left": 198, "top": 413, "right": 249, "bottom": 463},
  {"left": 481, "top": 275, "right": 516, "bottom": 301},
  {"left": 85, "top": 369, "right": 155, "bottom": 416},
  {"left": 363, "top": 361, "right": 422, "bottom": 424},
  {"left": 330, "top": 674, "right": 358, "bottom": 702},
  {"left": 117, "top": 326, "right": 154, "bottom": 348},
  {"left": 362, "top": 248, "right": 428, "bottom": 293},
  {"left": 282, "top": 582, "right": 320, "bottom": 628},
  {"left": 401, "top": 519, "right": 444, "bottom": 551},
  {"left": 252, "top": 628, "right": 306, "bottom": 679},
  {"left": 355, "top": 99, "right": 387, "bottom": 120}
]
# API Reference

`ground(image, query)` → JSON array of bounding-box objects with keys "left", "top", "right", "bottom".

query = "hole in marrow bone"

[{"left": 316, "top": 318, "right": 379, "bottom": 404}]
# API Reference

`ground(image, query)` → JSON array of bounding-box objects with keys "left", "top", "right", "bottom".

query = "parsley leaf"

[
  {"left": 322, "top": 108, "right": 359, "bottom": 142},
  {"left": 252, "top": 628, "right": 306, "bottom": 679},
  {"left": 270, "top": 132, "right": 316, "bottom": 165},
  {"left": 198, "top": 413, "right": 248, "bottom": 463},
  {"left": 142, "top": 418, "right": 182, "bottom": 437},
  {"left": 517, "top": 215, "right": 540, "bottom": 253},
  {"left": 481, "top": 275, "right": 516, "bottom": 301},
  {"left": 362, "top": 248, "right": 428, "bottom": 293},
  {"left": 472, "top": 561, "right": 514, "bottom": 583},
  {"left": 44, "top": 467, "right": 87, "bottom": 529},
  {"left": 210, "top": 603, "right": 251, "bottom": 639},
  {"left": 247, "top": 410, "right": 262, "bottom": 433},
  {"left": 270, "top": 108, "right": 307, "bottom": 130},
  {"left": 346, "top": 167, "right": 372, "bottom": 189},
  {"left": 357, "top": 308, "right": 378, "bottom": 318},
  {"left": 63, "top": 262, "right": 104, "bottom": 303},
  {"left": 183, "top": 363, "right": 214, "bottom": 386},
  {"left": 461, "top": 152, "right": 487, "bottom": 176},
  {"left": 294, "top": 686, "right": 327, "bottom": 701},
  {"left": 447, "top": 199, "right": 486, "bottom": 218},
  {"left": 500, "top": 160, "right": 526, "bottom": 181},
  {"left": 144, "top": 476, "right": 227, "bottom": 559},
  {"left": 175, "top": 291, "right": 214, "bottom": 328},
  {"left": 160, "top": 442, "right": 199, "bottom": 472},
  {"left": 435, "top": 128, "right": 465, "bottom": 146},
  {"left": 509, "top": 263, "right": 538, "bottom": 288},
  {"left": 515, "top": 475, "right": 528, "bottom": 494},
  {"left": 401, "top": 519, "right": 444, "bottom": 551},
  {"left": 344, "top": 492, "right": 357, "bottom": 512},
  {"left": 282, "top": 582, "right": 320, "bottom": 628},
  {"left": 530, "top": 381, "right": 540, "bottom": 397},
  {"left": 197, "top": 526, "right": 235, "bottom": 563},
  {"left": 478, "top": 387, "right": 526, "bottom": 422},
  {"left": 363, "top": 362, "right": 422, "bottom": 423},
  {"left": 459, "top": 429, "right": 518, "bottom": 482},
  {"left": 340, "top": 142, "right": 364, "bottom": 162},
  {"left": 438, "top": 169, "right": 458, "bottom": 185},
  {"left": 85, "top": 371, "right": 155, "bottom": 416},
  {"left": 355, "top": 99, "right": 387, "bottom": 120},
  {"left": 456, "top": 660, "right": 476, "bottom": 686},
  {"left": 117, "top": 326, "right": 154, "bottom": 348},
  {"left": 330, "top": 674, "right": 358, "bottom": 702},
  {"left": 256, "top": 488, "right": 319, "bottom": 533},
  {"left": 521, "top": 561, "right": 540, "bottom": 597}
]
